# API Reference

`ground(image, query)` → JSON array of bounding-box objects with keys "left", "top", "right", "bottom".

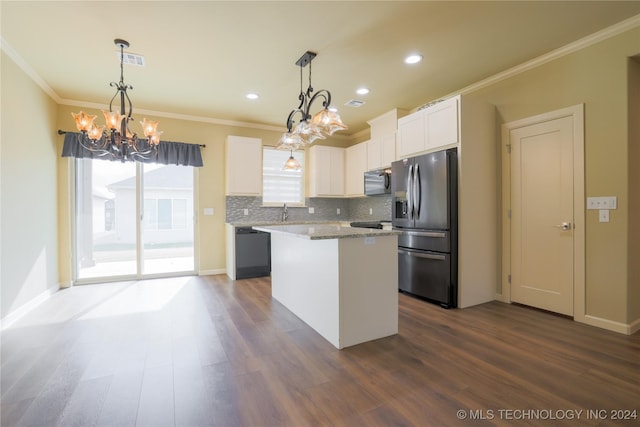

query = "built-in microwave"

[{"left": 364, "top": 169, "right": 392, "bottom": 196}]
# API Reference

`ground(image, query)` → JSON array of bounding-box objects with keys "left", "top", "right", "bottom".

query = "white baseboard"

[
  {"left": 582, "top": 314, "right": 636, "bottom": 335},
  {"left": 198, "top": 268, "right": 226, "bottom": 277},
  {"left": 1, "top": 285, "right": 59, "bottom": 330}
]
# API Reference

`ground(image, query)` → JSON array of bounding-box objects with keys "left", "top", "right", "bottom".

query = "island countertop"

[{"left": 252, "top": 224, "right": 400, "bottom": 240}]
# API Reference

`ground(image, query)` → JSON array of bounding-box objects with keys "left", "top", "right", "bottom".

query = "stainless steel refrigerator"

[{"left": 391, "top": 148, "right": 458, "bottom": 308}]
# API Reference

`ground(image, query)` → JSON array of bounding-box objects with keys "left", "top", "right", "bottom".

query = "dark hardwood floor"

[{"left": 1, "top": 275, "right": 638, "bottom": 426}]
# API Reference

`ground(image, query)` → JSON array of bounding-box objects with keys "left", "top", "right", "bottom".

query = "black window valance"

[{"left": 61, "top": 132, "right": 204, "bottom": 167}]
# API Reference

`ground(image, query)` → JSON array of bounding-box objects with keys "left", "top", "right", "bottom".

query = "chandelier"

[
  {"left": 277, "top": 51, "right": 347, "bottom": 151},
  {"left": 70, "top": 39, "right": 162, "bottom": 162}
]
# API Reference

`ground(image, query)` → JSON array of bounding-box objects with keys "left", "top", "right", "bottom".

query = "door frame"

[
  {"left": 500, "top": 104, "right": 585, "bottom": 323},
  {"left": 71, "top": 160, "right": 198, "bottom": 285}
]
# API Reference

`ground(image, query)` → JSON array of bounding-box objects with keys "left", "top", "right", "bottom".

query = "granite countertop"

[
  {"left": 228, "top": 220, "right": 346, "bottom": 227},
  {"left": 252, "top": 224, "right": 400, "bottom": 240}
]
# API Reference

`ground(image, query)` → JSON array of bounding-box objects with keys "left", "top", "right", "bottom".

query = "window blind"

[{"left": 262, "top": 147, "right": 304, "bottom": 205}]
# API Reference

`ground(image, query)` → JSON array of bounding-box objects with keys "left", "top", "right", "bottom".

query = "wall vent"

[
  {"left": 117, "top": 51, "right": 145, "bottom": 67},
  {"left": 345, "top": 99, "right": 366, "bottom": 108}
]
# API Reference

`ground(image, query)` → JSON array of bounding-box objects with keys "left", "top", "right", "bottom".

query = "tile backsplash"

[{"left": 226, "top": 196, "right": 392, "bottom": 223}]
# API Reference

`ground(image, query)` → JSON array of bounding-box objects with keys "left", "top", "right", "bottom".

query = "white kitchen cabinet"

[
  {"left": 308, "top": 145, "right": 345, "bottom": 197},
  {"left": 225, "top": 136, "right": 262, "bottom": 196},
  {"left": 345, "top": 141, "right": 367, "bottom": 197},
  {"left": 424, "top": 96, "right": 459, "bottom": 151},
  {"left": 367, "top": 109, "right": 406, "bottom": 169},
  {"left": 396, "top": 95, "right": 460, "bottom": 159},
  {"left": 397, "top": 111, "right": 425, "bottom": 159}
]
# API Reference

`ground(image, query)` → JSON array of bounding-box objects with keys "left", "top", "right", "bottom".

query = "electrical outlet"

[
  {"left": 369, "top": 208, "right": 373, "bottom": 215},
  {"left": 337, "top": 208, "right": 341, "bottom": 215},
  {"left": 243, "top": 209, "right": 249, "bottom": 216},
  {"left": 309, "top": 207, "right": 315, "bottom": 214}
]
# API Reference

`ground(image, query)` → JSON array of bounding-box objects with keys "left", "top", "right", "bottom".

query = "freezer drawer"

[
  {"left": 397, "top": 229, "right": 450, "bottom": 252},
  {"left": 398, "top": 247, "right": 455, "bottom": 308}
]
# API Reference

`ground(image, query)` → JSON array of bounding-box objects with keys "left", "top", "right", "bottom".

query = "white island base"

[{"left": 262, "top": 226, "right": 398, "bottom": 349}]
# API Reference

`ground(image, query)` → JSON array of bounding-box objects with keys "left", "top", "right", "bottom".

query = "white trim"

[
  {"left": 435, "top": 14, "right": 640, "bottom": 108},
  {"left": 583, "top": 315, "right": 638, "bottom": 336},
  {"left": 199, "top": 269, "right": 226, "bottom": 276},
  {"left": 501, "top": 104, "right": 586, "bottom": 324},
  {"left": 1, "top": 285, "right": 58, "bottom": 330},
  {"left": 0, "top": 37, "right": 61, "bottom": 103}
]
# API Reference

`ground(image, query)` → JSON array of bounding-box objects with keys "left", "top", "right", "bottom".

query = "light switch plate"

[
  {"left": 599, "top": 209, "right": 609, "bottom": 222},
  {"left": 587, "top": 196, "right": 617, "bottom": 210},
  {"left": 203, "top": 207, "right": 214, "bottom": 216}
]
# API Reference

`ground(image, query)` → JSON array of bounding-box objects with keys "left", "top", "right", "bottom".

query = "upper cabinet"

[
  {"left": 345, "top": 141, "right": 368, "bottom": 197},
  {"left": 225, "top": 135, "right": 262, "bottom": 196},
  {"left": 308, "top": 145, "right": 345, "bottom": 197},
  {"left": 367, "top": 108, "right": 407, "bottom": 170},
  {"left": 397, "top": 96, "right": 459, "bottom": 159}
]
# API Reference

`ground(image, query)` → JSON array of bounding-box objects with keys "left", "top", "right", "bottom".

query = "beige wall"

[
  {"left": 1, "top": 52, "right": 59, "bottom": 318},
  {"left": 3, "top": 26, "right": 639, "bottom": 330},
  {"left": 467, "top": 27, "right": 640, "bottom": 325},
  {"left": 628, "top": 56, "right": 640, "bottom": 323}
]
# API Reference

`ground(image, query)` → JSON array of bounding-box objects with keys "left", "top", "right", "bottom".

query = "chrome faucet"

[{"left": 281, "top": 203, "right": 288, "bottom": 222}]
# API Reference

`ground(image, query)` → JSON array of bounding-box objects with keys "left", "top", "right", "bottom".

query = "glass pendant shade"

[
  {"left": 282, "top": 152, "right": 301, "bottom": 171},
  {"left": 149, "top": 131, "right": 163, "bottom": 146},
  {"left": 295, "top": 120, "right": 326, "bottom": 144},
  {"left": 278, "top": 131, "right": 304, "bottom": 150},
  {"left": 311, "top": 108, "right": 348, "bottom": 135},
  {"left": 72, "top": 111, "right": 96, "bottom": 132},
  {"left": 103, "top": 110, "right": 124, "bottom": 130},
  {"left": 140, "top": 118, "right": 160, "bottom": 138},
  {"left": 87, "top": 124, "right": 105, "bottom": 140}
]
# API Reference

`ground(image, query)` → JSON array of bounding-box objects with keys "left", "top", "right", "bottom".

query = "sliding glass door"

[{"left": 75, "top": 159, "right": 195, "bottom": 282}]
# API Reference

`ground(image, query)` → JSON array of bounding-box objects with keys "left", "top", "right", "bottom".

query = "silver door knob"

[{"left": 553, "top": 222, "right": 572, "bottom": 231}]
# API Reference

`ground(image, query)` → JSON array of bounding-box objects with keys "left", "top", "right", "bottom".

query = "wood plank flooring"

[{"left": 1, "top": 275, "right": 639, "bottom": 426}]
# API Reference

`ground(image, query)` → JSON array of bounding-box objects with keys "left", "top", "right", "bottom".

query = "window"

[{"left": 262, "top": 147, "right": 305, "bottom": 205}]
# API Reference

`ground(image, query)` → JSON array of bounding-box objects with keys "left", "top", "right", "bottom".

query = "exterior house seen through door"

[{"left": 75, "top": 159, "right": 195, "bottom": 282}]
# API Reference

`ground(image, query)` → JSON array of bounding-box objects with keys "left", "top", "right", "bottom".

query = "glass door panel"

[
  {"left": 141, "top": 164, "right": 195, "bottom": 275},
  {"left": 76, "top": 159, "right": 138, "bottom": 279}
]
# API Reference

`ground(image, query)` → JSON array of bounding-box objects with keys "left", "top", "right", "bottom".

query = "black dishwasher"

[{"left": 235, "top": 227, "right": 271, "bottom": 279}]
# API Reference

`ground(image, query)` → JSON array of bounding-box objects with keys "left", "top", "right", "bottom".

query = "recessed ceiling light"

[
  {"left": 404, "top": 54, "right": 423, "bottom": 65},
  {"left": 356, "top": 87, "right": 370, "bottom": 95},
  {"left": 245, "top": 92, "right": 259, "bottom": 100}
]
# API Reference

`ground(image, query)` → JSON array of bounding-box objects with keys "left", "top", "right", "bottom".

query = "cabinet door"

[
  {"left": 367, "top": 138, "right": 382, "bottom": 170},
  {"left": 226, "top": 136, "right": 262, "bottom": 196},
  {"left": 329, "top": 147, "right": 345, "bottom": 196},
  {"left": 380, "top": 133, "right": 396, "bottom": 168},
  {"left": 346, "top": 142, "right": 367, "bottom": 196},
  {"left": 309, "top": 146, "right": 345, "bottom": 197},
  {"left": 397, "top": 112, "right": 425, "bottom": 158},
  {"left": 424, "top": 97, "right": 459, "bottom": 150}
]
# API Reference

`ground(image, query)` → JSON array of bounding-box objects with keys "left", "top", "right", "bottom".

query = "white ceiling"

[{"left": 2, "top": 1, "right": 640, "bottom": 137}]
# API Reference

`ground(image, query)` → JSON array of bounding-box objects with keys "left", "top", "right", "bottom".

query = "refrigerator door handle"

[
  {"left": 407, "top": 164, "right": 414, "bottom": 219},
  {"left": 414, "top": 164, "right": 421, "bottom": 217},
  {"left": 398, "top": 249, "right": 446, "bottom": 261}
]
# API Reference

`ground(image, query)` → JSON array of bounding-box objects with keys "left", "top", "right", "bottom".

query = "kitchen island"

[{"left": 253, "top": 224, "right": 400, "bottom": 349}]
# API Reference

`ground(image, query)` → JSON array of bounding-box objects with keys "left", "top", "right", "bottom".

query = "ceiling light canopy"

[
  {"left": 404, "top": 54, "right": 423, "bottom": 64},
  {"left": 277, "top": 51, "right": 347, "bottom": 150},
  {"left": 70, "top": 39, "right": 162, "bottom": 162}
]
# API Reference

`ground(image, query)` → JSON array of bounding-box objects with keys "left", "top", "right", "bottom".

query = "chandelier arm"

[
  {"left": 286, "top": 108, "right": 306, "bottom": 132},
  {"left": 77, "top": 133, "right": 113, "bottom": 158},
  {"left": 307, "top": 89, "right": 331, "bottom": 110}
]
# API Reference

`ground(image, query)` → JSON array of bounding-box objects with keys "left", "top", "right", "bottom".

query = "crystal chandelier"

[
  {"left": 277, "top": 51, "right": 347, "bottom": 151},
  {"left": 70, "top": 39, "right": 162, "bottom": 162}
]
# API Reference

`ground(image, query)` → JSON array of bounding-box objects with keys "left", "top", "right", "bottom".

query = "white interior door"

[{"left": 510, "top": 116, "right": 574, "bottom": 316}]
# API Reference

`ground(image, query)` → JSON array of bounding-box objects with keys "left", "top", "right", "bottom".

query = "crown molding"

[
  {"left": 4, "top": 13, "right": 640, "bottom": 136},
  {"left": 1, "top": 37, "right": 61, "bottom": 103},
  {"left": 445, "top": 13, "right": 640, "bottom": 101}
]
